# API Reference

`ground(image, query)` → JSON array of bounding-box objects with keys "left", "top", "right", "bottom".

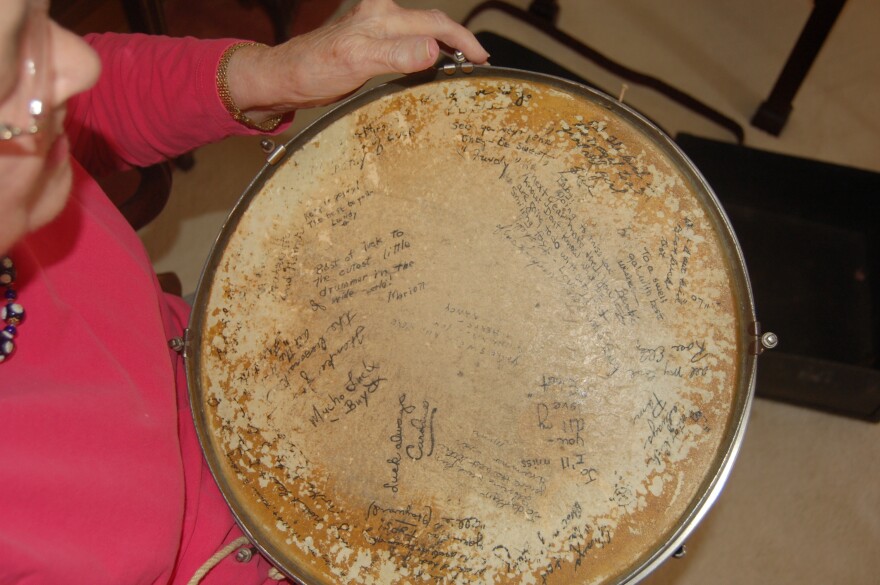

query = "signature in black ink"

[
  {"left": 385, "top": 394, "right": 416, "bottom": 493},
  {"left": 406, "top": 400, "right": 437, "bottom": 460}
]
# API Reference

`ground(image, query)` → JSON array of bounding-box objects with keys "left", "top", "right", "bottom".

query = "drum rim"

[{"left": 185, "top": 64, "right": 759, "bottom": 585}]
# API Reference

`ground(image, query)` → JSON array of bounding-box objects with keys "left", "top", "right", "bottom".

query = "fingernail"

[{"left": 424, "top": 39, "right": 433, "bottom": 61}]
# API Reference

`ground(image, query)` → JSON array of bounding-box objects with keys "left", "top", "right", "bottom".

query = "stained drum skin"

[{"left": 193, "top": 73, "right": 747, "bottom": 585}]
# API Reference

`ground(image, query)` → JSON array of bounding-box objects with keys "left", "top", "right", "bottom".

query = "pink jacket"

[{"left": 1, "top": 33, "right": 288, "bottom": 584}]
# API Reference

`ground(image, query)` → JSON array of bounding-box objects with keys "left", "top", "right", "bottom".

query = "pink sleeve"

[{"left": 64, "top": 32, "right": 291, "bottom": 178}]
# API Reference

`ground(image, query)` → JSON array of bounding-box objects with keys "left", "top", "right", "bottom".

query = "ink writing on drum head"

[{"left": 197, "top": 75, "right": 743, "bottom": 585}]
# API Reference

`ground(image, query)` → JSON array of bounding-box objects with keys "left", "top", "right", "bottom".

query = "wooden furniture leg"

[{"left": 751, "top": 0, "right": 847, "bottom": 136}]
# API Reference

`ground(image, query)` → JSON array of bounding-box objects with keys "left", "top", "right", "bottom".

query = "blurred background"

[{"left": 54, "top": 1, "right": 880, "bottom": 583}]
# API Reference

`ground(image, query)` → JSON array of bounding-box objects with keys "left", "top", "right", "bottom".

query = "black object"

[
  {"left": 119, "top": 0, "right": 298, "bottom": 45},
  {"left": 751, "top": 0, "right": 847, "bottom": 136},
  {"left": 677, "top": 133, "right": 880, "bottom": 422},
  {"left": 120, "top": 0, "right": 167, "bottom": 34}
]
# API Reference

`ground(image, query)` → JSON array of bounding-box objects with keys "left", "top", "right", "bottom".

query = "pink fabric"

[{"left": 1, "top": 33, "right": 289, "bottom": 584}]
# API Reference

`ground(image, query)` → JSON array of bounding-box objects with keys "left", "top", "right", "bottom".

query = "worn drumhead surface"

[{"left": 189, "top": 68, "right": 755, "bottom": 585}]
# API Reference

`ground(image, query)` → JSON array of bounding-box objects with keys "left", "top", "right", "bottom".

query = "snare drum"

[{"left": 185, "top": 64, "right": 767, "bottom": 585}]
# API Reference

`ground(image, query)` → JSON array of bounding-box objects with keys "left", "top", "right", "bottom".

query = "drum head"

[{"left": 187, "top": 67, "right": 757, "bottom": 585}]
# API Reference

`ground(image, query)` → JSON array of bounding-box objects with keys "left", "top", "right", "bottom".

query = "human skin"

[
  {"left": 0, "top": 0, "right": 101, "bottom": 255},
  {"left": 0, "top": 0, "right": 488, "bottom": 255}
]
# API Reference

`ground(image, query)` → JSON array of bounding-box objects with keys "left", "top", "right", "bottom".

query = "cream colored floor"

[{"left": 140, "top": 1, "right": 880, "bottom": 583}]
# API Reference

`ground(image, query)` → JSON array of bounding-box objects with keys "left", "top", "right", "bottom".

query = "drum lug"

[
  {"left": 260, "top": 138, "right": 287, "bottom": 165},
  {"left": 168, "top": 328, "right": 190, "bottom": 357},
  {"left": 440, "top": 50, "right": 475, "bottom": 75},
  {"left": 235, "top": 546, "right": 255, "bottom": 563},
  {"left": 749, "top": 321, "right": 779, "bottom": 355}
]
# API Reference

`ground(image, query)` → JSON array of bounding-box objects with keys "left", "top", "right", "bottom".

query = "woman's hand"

[{"left": 226, "top": 0, "right": 489, "bottom": 121}]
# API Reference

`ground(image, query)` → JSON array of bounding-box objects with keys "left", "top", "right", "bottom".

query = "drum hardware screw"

[
  {"left": 441, "top": 50, "right": 475, "bottom": 75},
  {"left": 168, "top": 336, "right": 185, "bottom": 353},
  {"left": 673, "top": 544, "right": 687, "bottom": 559},
  {"left": 453, "top": 50, "right": 474, "bottom": 73},
  {"left": 761, "top": 331, "right": 779, "bottom": 350},
  {"left": 263, "top": 142, "right": 287, "bottom": 166},
  {"left": 749, "top": 321, "right": 778, "bottom": 355},
  {"left": 235, "top": 546, "right": 255, "bottom": 563}
]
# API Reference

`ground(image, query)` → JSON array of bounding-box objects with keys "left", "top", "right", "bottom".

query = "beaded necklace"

[{"left": 1, "top": 256, "right": 26, "bottom": 363}]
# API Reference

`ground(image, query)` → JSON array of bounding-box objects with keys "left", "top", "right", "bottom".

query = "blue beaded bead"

[
  {"left": 0, "top": 263, "right": 14, "bottom": 285},
  {"left": 0, "top": 338, "right": 13, "bottom": 360},
  {"left": 1, "top": 256, "right": 23, "bottom": 363},
  {"left": 1, "top": 302, "right": 25, "bottom": 325}
]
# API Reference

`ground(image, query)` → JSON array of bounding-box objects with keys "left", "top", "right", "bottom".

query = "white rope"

[{"left": 186, "top": 536, "right": 251, "bottom": 585}]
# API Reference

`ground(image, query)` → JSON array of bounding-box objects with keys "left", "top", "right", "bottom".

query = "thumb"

[{"left": 372, "top": 36, "right": 440, "bottom": 75}]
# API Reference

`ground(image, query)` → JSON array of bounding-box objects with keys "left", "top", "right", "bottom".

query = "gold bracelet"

[{"left": 216, "top": 42, "right": 283, "bottom": 132}]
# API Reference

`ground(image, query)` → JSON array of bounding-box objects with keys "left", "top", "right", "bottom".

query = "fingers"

[
  {"left": 373, "top": 36, "right": 441, "bottom": 74},
  {"left": 389, "top": 6, "right": 490, "bottom": 64},
  {"left": 240, "top": 1, "right": 491, "bottom": 113},
  {"left": 352, "top": 0, "right": 489, "bottom": 65}
]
